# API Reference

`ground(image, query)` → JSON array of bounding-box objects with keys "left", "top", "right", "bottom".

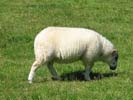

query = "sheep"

[{"left": 28, "top": 27, "right": 119, "bottom": 83}]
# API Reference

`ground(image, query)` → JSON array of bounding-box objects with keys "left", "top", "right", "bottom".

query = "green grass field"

[{"left": 0, "top": 0, "right": 133, "bottom": 99}]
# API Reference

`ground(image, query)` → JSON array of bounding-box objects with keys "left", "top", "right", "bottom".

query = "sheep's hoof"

[
  {"left": 84, "top": 76, "right": 91, "bottom": 81},
  {"left": 28, "top": 80, "right": 33, "bottom": 84},
  {"left": 52, "top": 77, "right": 61, "bottom": 81},
  {"left": 85, "top": 78, "right": 91, "bottom": 81}
]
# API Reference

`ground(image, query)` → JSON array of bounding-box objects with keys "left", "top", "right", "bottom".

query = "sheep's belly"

[
  {"left": 54, "top": 55, "right": 81, "bottom": 63},
  {"left": 54, "top": 48, "right": 85, "bottom": 63}
]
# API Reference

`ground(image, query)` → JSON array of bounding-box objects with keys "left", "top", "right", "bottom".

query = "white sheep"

[{"left": 28, "top": 27, "right": 118, "bottom": 83}]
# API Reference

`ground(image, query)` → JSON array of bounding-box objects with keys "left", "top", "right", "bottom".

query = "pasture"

[{"left": 0, "top": 0, "right": 133, "bottom": 99}]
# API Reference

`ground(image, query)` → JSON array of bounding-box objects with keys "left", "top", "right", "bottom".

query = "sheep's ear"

[{"left": 112, "top": 49, "right": 118, "bottom": 56}]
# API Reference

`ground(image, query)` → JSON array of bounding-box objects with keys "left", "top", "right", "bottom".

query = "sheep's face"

[{"left": 105, "top": 50, "right": 119, "bottom": 70}]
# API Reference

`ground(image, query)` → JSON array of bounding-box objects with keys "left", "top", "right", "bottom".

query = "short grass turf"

[{"left": 0, "top": 0, "right": 133, "bottom": 100}]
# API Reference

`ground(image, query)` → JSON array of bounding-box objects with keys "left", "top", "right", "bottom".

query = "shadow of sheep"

[{"left": 60, "top": 70, "right": 118, "bottom": 81}]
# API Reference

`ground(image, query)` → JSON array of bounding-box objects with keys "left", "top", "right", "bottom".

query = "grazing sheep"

[{"left": 28, "top": 27, "right": 119, "bottom": 83}]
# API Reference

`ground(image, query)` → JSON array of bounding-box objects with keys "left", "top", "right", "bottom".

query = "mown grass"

[{"left": 0, "top": 0, "right": 133, "bottom": 99}]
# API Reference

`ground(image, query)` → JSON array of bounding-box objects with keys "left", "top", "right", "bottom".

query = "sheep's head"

[{"left": 103, "top": 49, "right": 119, "bottom": 70}]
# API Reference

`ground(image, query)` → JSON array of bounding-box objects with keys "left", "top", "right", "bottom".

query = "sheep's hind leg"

[
  {"left": 28, "top": 60, "right": 43, "bottom": 83},
  {"left": 47, "top": 62, "right": 61, "bottom": 80}
]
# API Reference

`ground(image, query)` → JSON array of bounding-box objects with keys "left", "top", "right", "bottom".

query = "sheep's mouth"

[{"left": 110, "top": 65, "right": 117, "bottom": 70}]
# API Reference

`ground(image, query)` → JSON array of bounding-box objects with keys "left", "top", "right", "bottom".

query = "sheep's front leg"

[
  {"left": 47, "top": 62, "right": 61, "bottom": 80},
  {"left": 84, "top": 64, "right": 93, "bottom": 81}
]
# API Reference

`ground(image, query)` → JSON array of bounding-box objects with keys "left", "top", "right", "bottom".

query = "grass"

[{"left": 0, "top": 0, "right": 133, "bottom": 99}]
